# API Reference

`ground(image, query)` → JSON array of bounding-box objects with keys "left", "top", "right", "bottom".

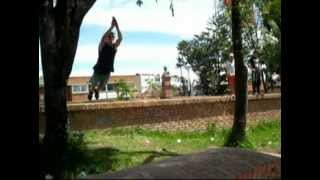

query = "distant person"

[
  {"left": 271, "top": 72, "right": 280, "bottom": 89},
  {"left": 161, "top": 66, "right": 172, "bottom": 98},
  {"left": 226, "top": 53, "right": 235, "bottom": 95},
  {"left": 88, "top": 16, "right": 122, "bottom": 100},
  {"left": 260, "top": 60, "right": 268, "bottom": 94},
  {"left": 161, "top": 66, "right": 170, "bottom": 91},
  {"left": 162, "top": 66, "right": 170, "bottom": 78},
  {"left": 249, "top": 51, "right": 261, "bottom": 96}
]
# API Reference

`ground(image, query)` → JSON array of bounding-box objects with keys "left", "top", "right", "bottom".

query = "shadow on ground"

[{"left": 85, "top": 147, "right": 180, "bottom": 175}]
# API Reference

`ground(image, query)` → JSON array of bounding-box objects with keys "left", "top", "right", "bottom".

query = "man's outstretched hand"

[{"left": 112, "top": 16, "right": 118, "bottom": 27}]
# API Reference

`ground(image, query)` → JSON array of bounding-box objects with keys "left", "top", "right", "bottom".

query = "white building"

[{"left": 138, "top": 73, "right": 161, "bottom": 94}]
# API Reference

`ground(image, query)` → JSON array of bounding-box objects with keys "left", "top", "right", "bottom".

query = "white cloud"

[
  {"left": 117, "top": 44, "right": 178, "bottom": 63},
  {"left": 40, "top": 0, "right": 214, "bottom": 81},
  {"left": 82, "top": 0, "right": 215, "bottom": 39},
  {"left": 41, "top": 39, "right": 198, "bottom": 81},
  {"left": 74, "top": 43, "right": 177, "bottom": 64},
  {"left": 74, "top": 45, "right": 99, "bottom": 63},
  {"left": 72, "top": 42, "right": 198, "bottom": 80}
]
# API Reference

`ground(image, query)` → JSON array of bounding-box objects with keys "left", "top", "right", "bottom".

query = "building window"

[{"left": 72, "top": 84, "right": 88, "bottom": 94}]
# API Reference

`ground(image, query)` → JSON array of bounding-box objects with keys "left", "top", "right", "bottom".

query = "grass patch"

[
  {"left": 40, "top": 119, "right": 280, "bottom": 178},
  {"left": 244, "top": 120, "right": 281, "bottom": 152}
]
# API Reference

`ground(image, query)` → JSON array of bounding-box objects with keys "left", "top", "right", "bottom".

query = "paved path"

[{"left": 80, "top": 148, "right": 281, "bottom": 179}]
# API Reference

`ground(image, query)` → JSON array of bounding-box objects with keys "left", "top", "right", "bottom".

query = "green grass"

[
  {"left": 40, "top": 119, "right": 281, "bottom": 178},
  {"left": 77, "top": 119, "right": 280, "bottom": 176},
  {"left": 243, "top": 120, "right": 281, "bottom": 152}
]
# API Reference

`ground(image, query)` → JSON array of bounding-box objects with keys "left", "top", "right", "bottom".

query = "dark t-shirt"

[
  {"left": 249, "top": 56, "right": 256, "bottom": 68},
  {"left": 93, "top": 43, "right": 117, "bottom": 74}
]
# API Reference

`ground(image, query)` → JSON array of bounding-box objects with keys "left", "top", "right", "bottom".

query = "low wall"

[{"left": 39, "top": 94, "right": 281, "bottom": 133}]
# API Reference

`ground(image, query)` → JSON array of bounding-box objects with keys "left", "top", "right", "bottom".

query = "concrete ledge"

[
  {"left": 80, "top": 148, "right": 281, "bottom": 179},
  {"left": 39, "top": 94, "right": 281, "bottom": 132},
  {"left": 39, "top": 94, "right": 280, "bottom": 112}
]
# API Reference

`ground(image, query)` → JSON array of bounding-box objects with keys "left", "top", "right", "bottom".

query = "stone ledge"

[
  {"left": 80, "top": 148, "right": 281, "bottom": 179},
  {"left": 39, "top": 93, "right": 281, "bottom": 113}
]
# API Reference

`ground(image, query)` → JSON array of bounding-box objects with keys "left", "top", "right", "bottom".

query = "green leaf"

[{"left": 136, "top": 0, "right": 143, "bottom": 7}]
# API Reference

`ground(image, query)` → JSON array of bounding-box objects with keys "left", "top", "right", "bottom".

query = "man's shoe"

[
  {"left": 88, "top": 91, "right": 93, "bottom": 100},
  {"left": 94, "top": 90, "right": 99, "bottom": 100}
]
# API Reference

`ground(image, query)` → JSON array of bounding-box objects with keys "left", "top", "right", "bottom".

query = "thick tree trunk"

[
  {"left": 39, "top": 0, "right": 96, "bottom": 178},
  {"left": 226, "top": 0, "right": 248, "bottom": 146}
]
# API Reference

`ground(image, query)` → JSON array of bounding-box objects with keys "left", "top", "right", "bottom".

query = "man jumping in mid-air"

[{"left": 88, "top": 16, "right": 122, "bottom": 100}]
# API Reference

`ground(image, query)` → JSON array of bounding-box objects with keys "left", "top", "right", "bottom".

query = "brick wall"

[
  {"left": 71, "top": 93, "right": 88, "bottom": 102},
  {"left": 39, "top": 94, "right": 281, "bottom": 133}
]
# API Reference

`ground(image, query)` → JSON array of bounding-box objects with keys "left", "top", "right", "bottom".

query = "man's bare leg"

[{"left": 94, "top": 86, "right": 99, "bottom": 100}]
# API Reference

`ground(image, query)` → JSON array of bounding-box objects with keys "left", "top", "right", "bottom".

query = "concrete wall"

[{"left": 39, "top": 94, "right": 280, "bottom": 133}]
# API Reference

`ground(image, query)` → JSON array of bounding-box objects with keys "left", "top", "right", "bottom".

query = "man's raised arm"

[
  {"left": 113, "top": 17, "right": 122, "bottom": 48},
  {"left": 99, "top": 20, "right": 114, "bottom": 52}
]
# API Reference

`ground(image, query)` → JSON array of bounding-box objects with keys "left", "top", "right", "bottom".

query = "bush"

[
  {"left": 40, "top": 131, "right": 90, "bottom": 179},
  {"left": 115, "top": 79, "right": 137, "bottom": 100},
  {"left": 63, "top": 131, "right": 90, "bottom": 179}
]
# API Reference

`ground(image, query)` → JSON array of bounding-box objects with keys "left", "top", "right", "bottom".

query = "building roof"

[
  {"left": 67, "top": 75, "right": 140, "bottom": 85},
  {"left": 67, "top": 76, "right": 91, "bottom": 85},
  {"left": 39, "top": 75, "right": 141, "bottom": 87}
]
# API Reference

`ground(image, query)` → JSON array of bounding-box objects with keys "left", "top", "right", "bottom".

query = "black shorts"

[{"left": 88, "top": 71, "right": 111, "bottom": 90}]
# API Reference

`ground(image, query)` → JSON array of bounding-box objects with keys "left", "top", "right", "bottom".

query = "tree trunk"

[
  {"left": 39, "top": 0, "right": 96, "bottom": 178},
  {"left": 225, "top": 0, "right": 248, "bottom": 147},
  {"left": 200, "top": 73, "right": 210, "bottom": 95}
]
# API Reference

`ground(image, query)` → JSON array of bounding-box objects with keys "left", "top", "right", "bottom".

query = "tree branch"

[
  {"left": 73, "top": 0, "right": 96, "bottom": 23},
  {"left": 51, "top": 0, "right": 96, "bottom": 81}
]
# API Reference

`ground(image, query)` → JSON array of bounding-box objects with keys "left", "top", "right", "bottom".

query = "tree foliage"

[
  {"left": 116, "top": 79, "right": 137, "bottom": 100},
  {"left": 241, "top": 0, "right": 281, "bottom": 73},
  {"left": 257, "top": 0, "right": 281, "bottom": 73},
  {"left": 176, "top": 3, "right": 232, "bottom": 95},
  {"left": 137, "top": 0, "right": 175, "bottom": 16},
  {"left": 176, "top": 0, "right": 281, "bottom": 96}
]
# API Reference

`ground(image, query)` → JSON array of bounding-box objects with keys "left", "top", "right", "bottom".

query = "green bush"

[
  {"left": 115, "top": 79, "right": 137, "bottom": 100},
  {"left": 63, "top": 131, "right": 90, "bottom": 179}
]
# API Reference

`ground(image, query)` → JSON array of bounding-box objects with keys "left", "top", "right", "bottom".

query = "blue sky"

[{"left": 39, "top": 0, "right": 218, "bottom": 80}]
